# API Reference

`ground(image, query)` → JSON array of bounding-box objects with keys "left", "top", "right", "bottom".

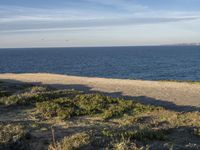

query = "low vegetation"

[
  {"left": 35, "top": 94, "right": 154, "bottom": 120},
  {"left": 194, "top": 128, "right": 200, "bottom": 137},
  {"left": 0, "top": 81, "right": 200, "bottom": 150},
  {"left": 49, "top": 132, "right": 91, "bottom": 150},
  {"left": 0, "top": 87, "right": 81, "bottom": 106},
  {"left": 0, "top": 123, "right": 30, "bottom": 150}
]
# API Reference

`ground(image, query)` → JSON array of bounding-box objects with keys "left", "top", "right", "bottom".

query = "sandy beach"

[{"left": 0, "top": 73, "right": 200, "bottom": 111}]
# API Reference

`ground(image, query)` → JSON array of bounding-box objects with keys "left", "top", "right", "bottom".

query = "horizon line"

[{"left": 1, "top": 43, "right": 200, "bottom": 49}]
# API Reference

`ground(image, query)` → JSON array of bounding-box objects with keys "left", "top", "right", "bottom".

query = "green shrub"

[
  {"left": 102, "top": 105, "right": 128, "bottom": 120},
  {"left": 129, "top": 128, "right": 167, "bottom": 141},
  {"left": 75, "top": 94, "right": 108, "bottom": 115},
  {"left": 36, "top": 98, "right": 76, "bottom": 119},
  {"left": 57, "top": 107, "right": 76, "bottom": 119},
  {"left": 36, "top": 93, "right": 156, "bottom": 120},
  {"left": 0, "top": 89, "right": 80, "bottom": 106},
  {"left": 102, "top": 128, "right": 167, "bottom": 141},
  {"left": 133, "top": 103, "right": 157, "bottom": 114},
  {"left": 102, "top": 100, "right": 133, "bottom": 120},
  {"left": 0, "top": 93, "right": 40, "bottom": 105},
  {"left": 36, "top": 101, "right": 61, "bottom": 118}
]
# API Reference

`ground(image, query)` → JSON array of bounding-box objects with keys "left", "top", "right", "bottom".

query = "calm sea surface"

[{"left": 0, "top": 46, "right": 200, "bottom": 81}]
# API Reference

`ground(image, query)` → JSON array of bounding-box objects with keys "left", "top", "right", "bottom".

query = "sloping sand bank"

[{"left": 0, "top": 73, "right": 200, "bottom": 111}]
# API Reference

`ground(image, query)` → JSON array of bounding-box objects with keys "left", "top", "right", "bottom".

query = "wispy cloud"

[
  {"left": 1, "top": 16, "right": 198, "bottom": 33},
  {"left": 0, "top": 3, "right": 199, "bottom": 33},
  {"left": 84, "top": 0, "right": 149, "bottom": 12}
]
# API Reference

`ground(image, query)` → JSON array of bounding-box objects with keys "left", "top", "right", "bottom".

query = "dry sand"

[{"left": 0, "top": 73, "right": 200, "bottom": 111}]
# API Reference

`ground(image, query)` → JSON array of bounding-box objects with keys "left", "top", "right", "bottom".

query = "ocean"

[{"left": 0, "top": 46, "right": 200, "bottom": 81}]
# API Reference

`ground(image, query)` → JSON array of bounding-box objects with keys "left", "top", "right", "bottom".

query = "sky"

[{"left": 0, "top": 0, "right": 200, "bottom": 48}]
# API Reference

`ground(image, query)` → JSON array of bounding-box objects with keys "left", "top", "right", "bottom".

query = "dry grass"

[
  {"left": 0, "top": 123, "right": 30, "bottom": 150},
  {"left": 49, "top": 132, "right": 91, "bottom": 150}
]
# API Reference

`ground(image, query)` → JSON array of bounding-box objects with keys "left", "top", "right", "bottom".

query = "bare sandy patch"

[{"left": 0, "top": 73, "right": 200, "bottom": 110}]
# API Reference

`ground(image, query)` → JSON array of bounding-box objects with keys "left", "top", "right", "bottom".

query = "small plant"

[
  {"left": 0, "top": 123, "right": 30, "bottom": 149},
  {"left": 114, "top": 138, "right": 140, "bottom": 150},
  {"left": 194, "top": 128, "right": 200, "bottom": 137},
  {"left": 28, "top": 86, "right": 50, "bottom": 93},
  {"left": 129, "top": 128, "right": 167, "bottom": 141},
  {"left": 133, "top": 103, "right": 157, "bottom": 114},
  {"left": 49, "top": 132, "right": 91, "bottom": 150}
]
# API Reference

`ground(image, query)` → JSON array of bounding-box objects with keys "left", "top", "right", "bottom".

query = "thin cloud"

[
  {"left": 84, "top": 0, "right": 149, "bottom": 12},
  {"left": 0, "top": 17, "right": 198, "bottom": 33}
]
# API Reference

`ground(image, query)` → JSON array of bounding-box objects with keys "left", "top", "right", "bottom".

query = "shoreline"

[
  {"left": 0, "top": 73, "right": 200, "bottom": 111},
  {"left": 1, "top": 72, "right": 200, "bottom": 84}
]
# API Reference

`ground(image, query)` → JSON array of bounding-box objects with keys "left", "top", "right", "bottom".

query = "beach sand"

[{"left": 0, "top": 73, "right": 200, "bottom": 111}]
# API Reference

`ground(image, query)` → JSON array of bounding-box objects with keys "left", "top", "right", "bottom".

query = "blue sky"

[{"left": 0, "top": 0, "right": 200, "bottom": 48}]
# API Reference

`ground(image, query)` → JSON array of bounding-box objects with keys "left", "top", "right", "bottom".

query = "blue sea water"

[{"left": 0, "top": 46, "right": 200, "bottom": 81}]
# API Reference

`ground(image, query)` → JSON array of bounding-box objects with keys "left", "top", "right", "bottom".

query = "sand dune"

[{"left": 0, "top": 73, "right": 200, "bottom": 110}]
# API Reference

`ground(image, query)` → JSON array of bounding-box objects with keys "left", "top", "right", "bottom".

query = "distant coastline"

[
  {"left": 163, "top": 42, "right": 200, "bottom": 46},
  {"left": 1, "top": 43, "right": 200, "bottom": 49}
]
